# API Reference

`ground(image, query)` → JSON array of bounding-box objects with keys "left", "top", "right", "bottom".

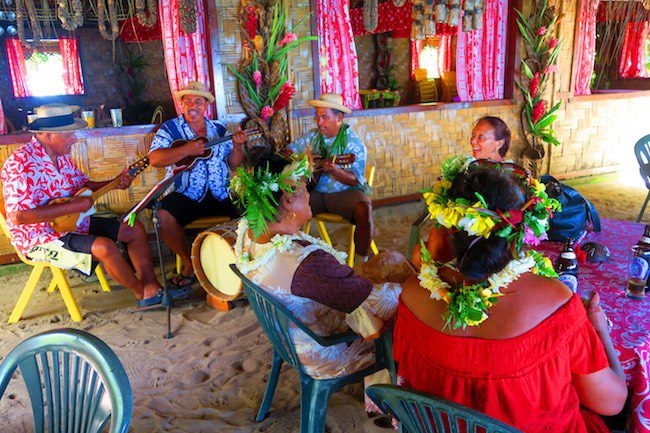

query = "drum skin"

[{"left": 191, "top": 229, "right": 242, "bottom": 303}]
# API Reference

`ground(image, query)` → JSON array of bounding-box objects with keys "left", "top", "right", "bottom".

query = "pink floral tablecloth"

[{"left": 538, "top": 219, "right": 650, "bottom": 433}]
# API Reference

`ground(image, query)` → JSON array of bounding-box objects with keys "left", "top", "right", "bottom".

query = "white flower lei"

[
  {"left": 233, "top": 219, "right": 347, "bottom": 274},
  {"left": 419, "top": 252, "right": 536, "bottom": 302}
]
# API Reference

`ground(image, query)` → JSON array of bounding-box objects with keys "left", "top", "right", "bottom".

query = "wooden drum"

[{"left": 190, "top": 225, "right": 243, "bottom": 311}]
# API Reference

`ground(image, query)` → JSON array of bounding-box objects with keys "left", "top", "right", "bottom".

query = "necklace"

[
  {"left": 418, "top": 249, "right": 555, "bottom": 328},
  {"left": 234, "top": 219, "right": 347, "bottom": 274}
]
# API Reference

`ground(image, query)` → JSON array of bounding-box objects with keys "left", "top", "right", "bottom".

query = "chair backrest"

[
  {"left": 366, "top": 385, "right": 522, "bottom": 433},
  {"left": 634, "top": 134, "right": 650, "bottom": 189},
  {"left": 0, "top": 329, "right": 133, "bottom": 433},
  {"left": 366, "top": 165, "right": 376, "bottom": 187}
]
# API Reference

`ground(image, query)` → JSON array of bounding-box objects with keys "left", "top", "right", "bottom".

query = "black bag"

[{"left": 540, "top": 175, "right": 601, "bottom": 242}]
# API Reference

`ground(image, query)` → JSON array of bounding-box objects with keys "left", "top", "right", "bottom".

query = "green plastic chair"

[
  {"left": 230, "top": 264, "right": 396, "bottom": 433},
  {"left": 0, "top": 328, "right": 133, "bottom": 433},
  {"left": 634, "top": 134, "right": 650, "bottom": 222},
  {"left": 366, "top": 384, "right": 522, "bottom": 433}
]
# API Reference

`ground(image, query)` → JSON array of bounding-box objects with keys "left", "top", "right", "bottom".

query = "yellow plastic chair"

[
  {"left": 0, "top": 211, "right": 111, "bottom": 323},
  {"left": 305, "top": 166, "right": 379, "bottom": 267},
  {"left": 176, "top": 215, "right": 231, "bottom": 274}
]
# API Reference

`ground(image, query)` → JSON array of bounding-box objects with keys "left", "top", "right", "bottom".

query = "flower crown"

[
  {"left": 423, "top": 156, "right": 561, "bottom": 255},
  {"left": 418, "top": 156, "right": 561, "bottom": 329},
  {"left": 229, "top": 154, "right": 312, "bottom": 239}
]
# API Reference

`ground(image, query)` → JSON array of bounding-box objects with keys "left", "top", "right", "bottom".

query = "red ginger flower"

[
  {"left": 273, "top": 82, "right": 296, "bottom": 111},
  {"left": 549, "top": 38, "right": 558, "bottom": 50},
  {"left": 529, "top": 72, "right": 540, "bottom": 97},
  {"left": 246, "top": 6, "right": 258, "bottom": 39},
  {"left": 532, "top": 100, "right": 547, "bottom": 124},
  {"left": 537, "top": 26, "right": 547, "bottom": 36},
  {"left": 261, "top": 105, "right": 274, "bottom": 121}
]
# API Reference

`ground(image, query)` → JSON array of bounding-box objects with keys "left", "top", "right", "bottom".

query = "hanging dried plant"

[
  {"left": 98, "top": 0, "right": 119, "bottom": 40},
  {"left": 180, "top": 0, "right": 197, "bottom": 34},
  {"left": 15, "top": 0, "right": 44, "bottom": 46},
  {"left": 364, "top": 0, "right": 379, "bottom": 32},
  {"left": 393, "top": 0, "right": 407, "bottom": 6},
  {"left": 136, "top": 0, "right": 158, "bottom": 28},
  {"left": 58, "top": 0, "right": 83, "bottom": 31}
]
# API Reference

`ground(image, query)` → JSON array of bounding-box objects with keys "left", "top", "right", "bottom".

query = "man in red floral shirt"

[{"left": 2, "top": 104, "right": 175, "bottom": 307}]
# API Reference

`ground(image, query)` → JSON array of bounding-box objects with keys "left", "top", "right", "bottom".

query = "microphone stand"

[{"left": 151, "top": 200, "right": 173, "bottom": 339}]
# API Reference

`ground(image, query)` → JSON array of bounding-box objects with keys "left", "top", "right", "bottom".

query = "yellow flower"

[
  {"left": 469, "top": 214, "right": 496, "bottom": 237},
  {"left": 532, "top": 179, "right": 546, "bottom": 194},
  {"left": 427, "top": 202, "right": 446, "bottom": 221},
  {"left": 439, "top": 202, "right": 466, "bottom": 227},
  {"left": 432, "top": 179, "right": 451, "bottom": 195}
]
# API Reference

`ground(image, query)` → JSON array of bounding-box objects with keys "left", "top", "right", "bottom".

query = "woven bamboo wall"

[{"left": 0, "top": 131, "right": 166, "bottom": 257}]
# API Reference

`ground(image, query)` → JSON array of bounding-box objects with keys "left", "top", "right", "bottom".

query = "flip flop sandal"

[
  {"left": 168, "top": 285, "right": 194, "bottom": 301},
  {"left": 136, "top": 291, "right": 163, "bottom": 307},
  {"left": 169, "top": 274, "right": 198, "bottom": 290}
]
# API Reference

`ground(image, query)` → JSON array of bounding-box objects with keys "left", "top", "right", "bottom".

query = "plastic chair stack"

[
  {"left": 0, "top": 328, "right": 133, "bottom": 433},
  {"left": 230, "top": 264, "right": 395, "bottom": 433},
  {"left": 634, "top": 134, "right": 650, "bottom": 222},
  {"left": 366, "top": 384, "right": 522, "bottom": 433}
]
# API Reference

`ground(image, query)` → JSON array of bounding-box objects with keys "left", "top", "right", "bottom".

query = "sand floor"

[{"left": 0, "top": 173, "right": 645, "bottom": 432}]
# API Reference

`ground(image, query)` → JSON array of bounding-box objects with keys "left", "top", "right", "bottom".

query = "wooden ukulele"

[
  {"left": 307, "top": 153, "right": 356, "bottom": 191},
  {"left": 171, "top": 127, "right": 262, "bottom": 169},
  {"left": 50, "top": 157, "right": 149, "bottom": 233}
]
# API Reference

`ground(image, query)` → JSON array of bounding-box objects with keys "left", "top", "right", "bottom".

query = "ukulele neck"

[{"left": 91, "top": 178, "right": 121, "bottom": 201}]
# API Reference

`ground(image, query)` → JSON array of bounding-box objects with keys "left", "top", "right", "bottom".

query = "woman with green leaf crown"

[
  {"left": 229, "top": 153, "right": 413, "bottom": 409},
  {"left": 395, "top": 157, "right": 626, "bottom": 432}
]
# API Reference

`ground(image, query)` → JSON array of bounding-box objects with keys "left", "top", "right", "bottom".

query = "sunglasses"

[{"left": 465, "top": 159, "right": 532, "bottom": 184}]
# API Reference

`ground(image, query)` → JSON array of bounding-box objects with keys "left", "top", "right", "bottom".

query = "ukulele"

[
  {"left": 171, "top": 127, "right": 262, "bottom": 169},
  {"left": 307, "top": 153, "right": 356, "bottom": 191},
  {"left": 50, "top": 157, "right": 149, "bottom": 233}
]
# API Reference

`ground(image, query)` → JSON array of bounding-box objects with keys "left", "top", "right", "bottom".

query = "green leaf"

[
  {"left": 535, "top": 114, "right": 557, "bottom": 130},
  {"left": 474, "top": 192, "right": 488, "bottom": 207},
  {"left": 516, "top": 20, "right": 535, "bottom": 50},
  {"left": 521, "top": 61, "right": 534, "bottom": 80},
  {"left": 420, "top": 240, "right": 432, "bottom": 264},
  {"left": 515, "top": 80, "right": 528, "bottom": 96}
]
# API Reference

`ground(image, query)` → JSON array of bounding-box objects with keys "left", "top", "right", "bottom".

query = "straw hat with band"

[
  {"left": 175, "top": 81, "right": 215, "bottom": 104},
  {"left": 29, "top": 104, "right": 87, "bottom": 132},
  {"left": 308, "top": 93, "right": 351, "bottom": 114}
]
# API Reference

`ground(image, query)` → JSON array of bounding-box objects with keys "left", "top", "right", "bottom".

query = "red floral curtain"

[
  {"left": 619, "top": 21, "right": 650, "bottom": 79},
  {"left": 58, "top": 38, "right": 85, "bottom": 95},
  {"left": 456, "top": 0, "right": 508, "bottom": 101},
  {"left": 315, "top": 0, "right": 362, "bottom": 110},
  {"left": 0, "top": 98, "right": 6, "bottom": 135},
  {"left": 573, "top": 0, "right": 599, "bottom": 96},
  {"left": 159, "top": 0, "right": 213, "bottom": 116},
  {"left": 5, "top": 39, "right": 31, "bottom": 98}
]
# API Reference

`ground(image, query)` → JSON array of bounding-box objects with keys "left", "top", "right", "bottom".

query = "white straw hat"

[
  {"left": 29, "top": 104, "right": 87, "bottom": 132},
  {"left": 175, "top": 81, "right": 216, "bottom": 104},
  {"left": 308, "top": 93, "right": 351, "bottom": 114}
]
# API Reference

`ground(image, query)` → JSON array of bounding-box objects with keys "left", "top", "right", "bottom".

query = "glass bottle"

[{"left": 555, "top": 238, "right": 579, "bottom": 293}]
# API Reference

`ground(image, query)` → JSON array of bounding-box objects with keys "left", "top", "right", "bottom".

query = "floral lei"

[
  {"left": 230, "top": 153, "right": 312, "bottom": 239},
  {"left": 419, "top": 156, "right": 560, "bottom": 328},
  {"left": 234, "top": 218, "right": 347, "bottom": 274}
]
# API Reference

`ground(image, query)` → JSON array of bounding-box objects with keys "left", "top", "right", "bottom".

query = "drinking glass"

[
  {"left": 110, "top": 108, "right": 123, "bottom": 128},
  {"left": 81, "top": 111, "right": 95, "bottom": 128},
  {"left": 626, "top": 246, "right": 648, "bottom": 300}
]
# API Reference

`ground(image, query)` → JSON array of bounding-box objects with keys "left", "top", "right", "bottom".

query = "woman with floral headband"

[
  {"left": 394, "top": 157, "right": 626, "bottom": 433},
  {"left": 229, "top": 154, "right": 412, "bottom": 407}
]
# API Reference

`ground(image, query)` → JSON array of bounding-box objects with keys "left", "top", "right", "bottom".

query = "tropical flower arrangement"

[
  {"left": 418, "top": 155, "right": 560, "bottom": 328},
  {"left": 229, "top": 1, "right": 317, "bottom": 150},
  {"left": 514, "top": 0, "right": 562, "bottom": 165},
  {"left": 229, "top": 153, "right": 312, "bottom": 239}
]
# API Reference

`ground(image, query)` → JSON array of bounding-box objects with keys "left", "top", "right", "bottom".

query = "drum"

[{"left": 190, "top": 224, "right": 243, "bottom": 311}]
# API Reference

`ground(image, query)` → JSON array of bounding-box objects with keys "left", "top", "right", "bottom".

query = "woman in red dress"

[{"left": 394, "top": 163, "right": 627, "bottom": 432}]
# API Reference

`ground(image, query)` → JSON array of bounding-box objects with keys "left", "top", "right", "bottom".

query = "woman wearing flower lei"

[
  {"left": 229, "top": 153, "right": 413, "bottom": 406},
  {"left": 394, "top": 157, "right": 626, "bottom": 433}
]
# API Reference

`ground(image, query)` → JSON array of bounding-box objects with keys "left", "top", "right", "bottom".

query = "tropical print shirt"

[
  {"left": 149, "top": 115, "right": 232, "bottom": 201},
  {"left": 2, "top": 137, "right": 89, "bottom": 255},
  {"left": 288, "top": 126, "right": 367, "bottom": 194}
]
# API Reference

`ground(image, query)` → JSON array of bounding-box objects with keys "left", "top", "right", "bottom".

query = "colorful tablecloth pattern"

[{"left": 537, "top": 219, "right": 649, "bottom": 433}]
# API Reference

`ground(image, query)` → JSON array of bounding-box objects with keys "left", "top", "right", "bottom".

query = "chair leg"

[
  {"left": 46, "top": 272, "right": 59, "bottom": 293},
  {"left": 370, "top": 240, "right": 379, "bottom": 256},
  {"left": 256, "top": 351, "right": 283, "bottom": 422},
  {"left": 95, "top": 265, "right": 111, "bottom": 292},
  {"left": 347, "top": 226, "right": 356, "bottom": 267},
  {"left": 8, "top": 263, "right": 46, "bottom": 323},
  {"left": 300, "top": 376, "right": 332, "bottom": 433},
  {"left": 176, "top": 254, "right": 182, "bottom": 275},
  {"left": 638, "top": 191, "right": 650, "bottom": 222},
  {"left": 314, "top": 220, "right": 333, "bottom": 246},
  {"left": 51, "top": 268, "right": 83, "bottom": 322},
  {"left": 303, "top": 220, "right": 311, "bottom": 234}
]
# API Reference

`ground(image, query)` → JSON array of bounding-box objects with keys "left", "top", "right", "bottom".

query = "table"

[{"left": 537, "top": 219, "right": 650, "bottom": 433}]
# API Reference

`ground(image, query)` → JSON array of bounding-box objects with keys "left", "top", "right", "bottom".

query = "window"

[
  {"left": 5, "top": 38, "right": 84, "bottom": 98},
  {"left": 25, "top": 50, "right": 68, "bottom": 97}
]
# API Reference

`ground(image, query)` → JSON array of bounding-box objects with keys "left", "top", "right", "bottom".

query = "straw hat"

[
  {"left": 308, "top": 93, "right": 351, "bottom": 114},
  {"left": 29, "top": 104, "right": 87, "bottom": 132},
  {"left": 175, "top": 81, "right": 215, "bottom": 104}
]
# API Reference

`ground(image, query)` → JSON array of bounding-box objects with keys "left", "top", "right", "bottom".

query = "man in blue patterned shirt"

[
  {"left": 288, "top": 93, "right": 374, "bottom": 263},
  {"left": 149, "top": 81, "right": 247, "bottom": 286}
]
